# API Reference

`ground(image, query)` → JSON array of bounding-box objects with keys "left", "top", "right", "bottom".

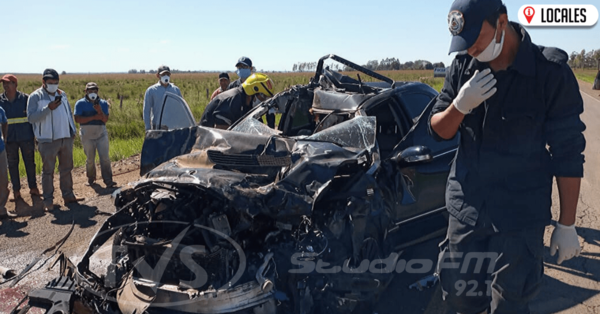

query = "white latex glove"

[
  {"left": 550, "top": 222, "right": 581, "bottom": 264},
  {"left": 453, "top": 68, "right": 498, "bottom": 114}
]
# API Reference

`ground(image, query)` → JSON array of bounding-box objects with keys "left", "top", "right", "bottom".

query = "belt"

[{"left": 7, "top": 117, "right": 28, "bottom": 124}]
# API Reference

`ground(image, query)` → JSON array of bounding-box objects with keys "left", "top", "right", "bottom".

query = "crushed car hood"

[{"left": 140, "top": 117, "right": 377, "bottom": 225}]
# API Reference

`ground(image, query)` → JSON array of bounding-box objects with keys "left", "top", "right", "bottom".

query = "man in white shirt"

[
  {"left": 27, "top": 69, "right": 83, "bottom": 211},
  {"left": 143, "top": 65, "right": 182, "bottom": 130}
]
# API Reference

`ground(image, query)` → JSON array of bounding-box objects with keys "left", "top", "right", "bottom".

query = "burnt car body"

[{"left": 17, "top": 55, "right": 458, "bottom": 314}]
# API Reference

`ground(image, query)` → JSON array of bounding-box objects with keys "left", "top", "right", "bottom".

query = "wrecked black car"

[{"left": 18, "top": 55, "right": 458, "bottom": 314}]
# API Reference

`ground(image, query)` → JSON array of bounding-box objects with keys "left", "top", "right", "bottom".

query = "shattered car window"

[
  {"left": 231, "top": 115, "right": 280, "bottom": 136},
  {"left": 306, "top": 116, "right": 376, "bottom": 150}
]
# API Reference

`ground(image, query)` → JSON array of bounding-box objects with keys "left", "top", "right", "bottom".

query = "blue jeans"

[
  {"left": 437, "top": 208, "right": 545, "bottom": 314},
  {"left": 5, "top": 140, "right": 37, "bottom": 192},
  {"left": 80, "top": 125, "right": 113, "bottom": 185}
]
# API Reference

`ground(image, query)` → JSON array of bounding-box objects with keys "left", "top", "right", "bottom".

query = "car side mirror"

[{"left": 393, "top": 146, "right": 432, "bottom": 166}]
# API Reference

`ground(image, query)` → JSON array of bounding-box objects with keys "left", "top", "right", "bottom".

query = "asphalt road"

[{"left": 0, "top": 82, "right": 599, "bottom": 314}]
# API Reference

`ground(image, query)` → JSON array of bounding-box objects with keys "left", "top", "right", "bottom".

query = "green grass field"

[
  {"left": 573, "top": 68, "right": 599, "bottom": 84},
  {"left": 6, "top": 67, "right": 595, "bottom": 180}
]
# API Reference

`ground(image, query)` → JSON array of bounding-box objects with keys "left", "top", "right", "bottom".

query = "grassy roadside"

[
  {"left": 11, "top": 137, "right": 144, "bottom": 182},
  {"left": 573, "top": 68, "right": 599, "bottom": 84}
]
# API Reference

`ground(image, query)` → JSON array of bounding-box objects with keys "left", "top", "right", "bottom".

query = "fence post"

[
  {"left": 206, "top": 88, "right": 209, "bottom": 99},
  {"left": 120, "top": 95, "right": 123, "bottom": 109}
]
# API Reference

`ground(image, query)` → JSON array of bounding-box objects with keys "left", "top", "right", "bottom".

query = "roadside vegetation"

[
  {"left": 7, "top": 67, "right": 596, "bottom": 179},
  {"left": 573, "top": 68, "right": 599, "bottom": 84}
]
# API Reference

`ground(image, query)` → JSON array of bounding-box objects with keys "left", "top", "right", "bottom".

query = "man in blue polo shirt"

[
  {"left": 0, "top": 106, "right": 11, "bottom": 219},
  {"left": 74, "top": 82, "right": 115, "bottom": 188}
]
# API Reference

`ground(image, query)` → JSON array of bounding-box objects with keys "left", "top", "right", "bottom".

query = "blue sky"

[{"left": 3, "top": 0, "right": 598, "bottom": 73}]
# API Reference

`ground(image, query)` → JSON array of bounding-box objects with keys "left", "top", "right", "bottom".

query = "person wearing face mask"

[
  {"left": 0, "top": 74, "right": 40, "bottom": 206},
  {"left": 27, "top": 69, "right": 84, "bottom": 211},
  {"left": 200, "top": 73, "right": 274, "bottom": 129},
  {"left": 74, "top": 82, "right": 115, "bottom": 188},
  {"left": 143, "top": 65, "right": 182, "bottom": 130},
  {"left": 429, "top": 1, "right": 586, "bottom": 313},
  {"left": 228, "top": 57, "right": 253, "bottom": 89},
  {"left": 228, "top": 57, "right": 276, "bottom": 128}
]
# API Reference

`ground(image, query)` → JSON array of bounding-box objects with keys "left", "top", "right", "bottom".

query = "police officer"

[
  {"left": 200, "top": 73, "right": 274, "bottom": 129},
  {"left": 429, "top": 0, "right": 586, "bottom": 313}
]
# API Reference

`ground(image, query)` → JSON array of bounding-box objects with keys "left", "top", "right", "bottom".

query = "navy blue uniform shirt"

[
  {"left": 428, "top": 23, "right": 586, "bottom": 231},
  {"left": 200, "top": 86, "right": 249, "bottom": 127},
  {"left": 228, "top": 78, "right": 242, "bottom": 90},
  {"left": 74, "top": 97, "right": 110, "bottom": 126},
  {"left": 0, "top": 91, "right": 35, "bottom": 142}
]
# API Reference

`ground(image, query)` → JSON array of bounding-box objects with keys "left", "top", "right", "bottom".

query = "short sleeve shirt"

[{"left": 74, "top": 98, "right": 110, "bottom": 126}]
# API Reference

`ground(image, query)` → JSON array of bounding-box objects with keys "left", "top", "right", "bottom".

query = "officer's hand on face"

[
  {"left": 550, "top": 222, "right": 581, "bottom": 264},
  {"left": 453, "top": 68, "right": 497, "bottom": 115}
]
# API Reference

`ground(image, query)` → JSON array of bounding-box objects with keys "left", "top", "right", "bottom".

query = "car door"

[
  {"left": 388, "top": 90, "right": 458, "bottom": 223},
  {"left": 156, "top": 92, "right": 196, "bottom": 130},
  {"left": 140, "top": 92, "right": 197, "bottom": 175},
  {"left": 379, "top": 92, "right": 458, "bottom": 249}
]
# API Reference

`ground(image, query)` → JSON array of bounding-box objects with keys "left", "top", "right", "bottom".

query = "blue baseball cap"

[
  {"left": 235, "top": 56, "right": 252, "bottom": 68},
  {"left": 447, "top": 0, "right": 503, "bottom": 54}
]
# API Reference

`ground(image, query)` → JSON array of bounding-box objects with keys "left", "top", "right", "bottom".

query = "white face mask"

[
  {"left": 88, "top": 93, "right": 98, "bottom": 101},
  {"left": 475, "top": 22, "right": 505, "bottom": 62},
  {"left": 160, "top": 75, "right": 170, "bottom": 84},
  {"left": 46, "top": 84, "right": 59, "bottom": 94}
]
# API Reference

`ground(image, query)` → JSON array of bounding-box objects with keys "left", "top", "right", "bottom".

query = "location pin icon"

[{"left": 524, "top": 6, "right": 535, "bottom": 23}]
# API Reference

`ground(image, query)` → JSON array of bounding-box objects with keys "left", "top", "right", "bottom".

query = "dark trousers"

[
  {"left": 437, "top": 209, "right": 545, "bottom": 314},
  {"left": 5, "top": 140, "right": 38, "bottom": 192}
]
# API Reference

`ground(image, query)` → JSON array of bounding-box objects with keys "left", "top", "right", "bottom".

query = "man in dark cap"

[
  {"left": 27, "top": 69, "right": 83, "bottom": 211},
  {"left": 143, "top": 65, "right": 182, "bottom": 130},
  {"left": 211, "top": 72, "right": 230, "bottom": 100},
  {"left": 0, "top": 74, "right": 39, "bottom": 206},
  {"left": 430, "top": 0, "right": 586, "bottom": 313},
  {"left": 227, "top": 56, "right": 276, "bottom": 128},
  {"left": 74, "top": 82, "right": 115, "bottom": 188},
  {"left": 228, "top": 57, "right": 253, "bottom": 89}
]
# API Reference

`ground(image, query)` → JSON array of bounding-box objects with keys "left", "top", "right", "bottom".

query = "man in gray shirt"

[
  {"left": 27, "top": 69, "right": 84, "bottom": 211},
  {"left": 143, "top": 65, "right": 182, "bottom": 130}
]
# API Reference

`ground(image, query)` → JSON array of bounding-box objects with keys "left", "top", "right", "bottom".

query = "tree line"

[
  {"left": 568, "top": 49, "right": 600, "bottom": 69},
  {"left": 292, "top": 58, "right": 446, "bottom": 72}
]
